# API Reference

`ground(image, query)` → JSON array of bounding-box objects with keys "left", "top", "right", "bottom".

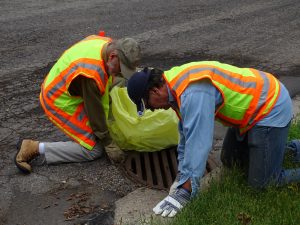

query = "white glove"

[{"left": 153, "top": 188, "right": 191, "bottom": 217}]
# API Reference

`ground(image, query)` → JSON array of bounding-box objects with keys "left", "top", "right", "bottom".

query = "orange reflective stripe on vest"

[
  {"left": 45, "top": 58, "right": 108, "bottom": 99},
  {"left": 239, "top": 69, "right": 280, "bottom": 132},
  {"left": 40, "top": 88, "right": 96, "bottom": 148}
]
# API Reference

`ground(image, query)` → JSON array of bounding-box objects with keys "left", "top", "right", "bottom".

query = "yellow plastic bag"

[{"left": 108, "top": 87, "right": 179, "bottom": 152}]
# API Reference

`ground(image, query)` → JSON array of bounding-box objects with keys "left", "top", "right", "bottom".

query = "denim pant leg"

[
  {"left": 247, "top": 123, "right": 290, "bottom": 188},
  {"left": 221, "top": 127, "right": 249, "bottom": 170},
  {"left": 279, "top": 139, "right": 300, "bottom": 184}
]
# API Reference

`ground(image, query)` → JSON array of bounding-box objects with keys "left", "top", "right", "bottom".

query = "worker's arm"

[
  {"left": 153, "top": 80, "right": 218, "bottom": 218},
  {"left": 177, "top": 80, "right": 217, "bottom": 197},
  {"left": 69, "top": 76, "right": 112, "bottom": 146}
]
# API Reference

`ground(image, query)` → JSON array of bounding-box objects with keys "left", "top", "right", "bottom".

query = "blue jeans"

[{"left": 221, "top": 122, "right": 300, "bottom": 188}]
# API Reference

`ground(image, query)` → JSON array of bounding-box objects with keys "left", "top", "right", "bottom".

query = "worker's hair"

[{"left": 147, "top": 68, "right": 165, "bottom": 90}]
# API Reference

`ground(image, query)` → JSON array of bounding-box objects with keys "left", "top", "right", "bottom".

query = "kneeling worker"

[
  {"left": 126, "top": 61, "right": 300, "bottom": 217},
  {"left": 15, "top": 32, "right": 141, "bottom": 173}
]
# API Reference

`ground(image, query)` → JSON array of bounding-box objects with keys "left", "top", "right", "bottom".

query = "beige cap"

[{"left": 115, "top": 38, "right": 141, "bottom": 79}]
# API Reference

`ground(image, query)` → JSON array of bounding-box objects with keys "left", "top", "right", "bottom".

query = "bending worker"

[
  {"left": 15, "top": 32, "right": 141, "bottom": 173},
  {"left": 126, "top": 61, "right": 300, "bottom": 217}
]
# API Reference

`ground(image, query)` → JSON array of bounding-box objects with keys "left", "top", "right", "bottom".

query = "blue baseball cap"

[{"left": 127, "top": 68, "right": 152, "bottom": 116}]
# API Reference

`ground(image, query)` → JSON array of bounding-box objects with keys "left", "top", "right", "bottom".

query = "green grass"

[
  {"left": 157, "top": 169, "right": 300, "bottom": 225},
  {"left": 288, "top": 117, "right": 300, "bottom": 141},
  {"left": 154, "top": 119, "right": 300, "bottom": 225}
]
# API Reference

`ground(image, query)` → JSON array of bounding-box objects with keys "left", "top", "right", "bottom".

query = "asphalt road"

[{"left": 0, "top": 0, "right": 299, "bottom": 224}]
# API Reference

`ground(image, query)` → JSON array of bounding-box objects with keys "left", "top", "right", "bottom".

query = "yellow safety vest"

[
  {"left": 40, "top": 35, "right": 112, "bottom": 149},
  {"left": 164, "top": 61, "right": 280, "bottom": 133}
]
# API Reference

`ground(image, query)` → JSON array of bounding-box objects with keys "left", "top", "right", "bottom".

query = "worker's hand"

[
  {"left": 105, "top": 141, "right": 126, "bottom": 163},
  {"left": 153, "top": 187, "right": 191, "bottom": 217}
]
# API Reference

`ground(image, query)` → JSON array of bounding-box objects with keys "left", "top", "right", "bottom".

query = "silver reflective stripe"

[
  {"left": 77, "top": 109, "right": 86, "bottom": 122},
  {"left": 41, "top": 88, "right": 95, "bottom": 141},
  {"left": 47, "top": 62, "right": 105, "bottom": 99},
  {"left": 172, "top": 67, "right": 257, "bottom": 92},
  {"left": 248, "top": 71, "right": 270, "bottom": 124}
]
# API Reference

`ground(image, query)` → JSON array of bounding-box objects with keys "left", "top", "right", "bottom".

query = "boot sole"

[{"left": 14, "top": 139, "right": 31, "bottom": 174}]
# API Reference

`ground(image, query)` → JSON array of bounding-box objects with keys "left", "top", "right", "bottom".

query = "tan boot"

[{"left": 15, "top": 139, "right": 39, "bottom": 173}]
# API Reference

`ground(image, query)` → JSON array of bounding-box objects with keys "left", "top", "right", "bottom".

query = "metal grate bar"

[
  {"left": 160, "top": 150, "right": 174, "bottom": 188},
  {"left": 144, "top": 153, "right": 154, "bottom": 186},
  {"left": 152, "top": 152, "right": 164, "bottom": 188}
]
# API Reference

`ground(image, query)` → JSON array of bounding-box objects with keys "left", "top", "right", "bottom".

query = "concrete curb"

[{"left": 114, "top": 187, "right": 168, "bottom": 225}]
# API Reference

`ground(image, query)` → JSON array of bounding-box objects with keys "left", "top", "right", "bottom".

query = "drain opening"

[{"left": 122, "top": 147, "right": 221, "bottom": 190}]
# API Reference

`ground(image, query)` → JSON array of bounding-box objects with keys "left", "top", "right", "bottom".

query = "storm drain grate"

[{"left": 122, "top": 147, "right": 222, "bottom": 190}]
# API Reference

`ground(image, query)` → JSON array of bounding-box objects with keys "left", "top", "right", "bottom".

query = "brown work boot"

[{"left": 15, "top": 139, "right": 39, "bottom": 173}]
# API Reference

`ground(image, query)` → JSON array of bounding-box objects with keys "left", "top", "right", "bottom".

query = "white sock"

[{"left": 38, "top": 143, "right": 45, "bottom": 155}]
